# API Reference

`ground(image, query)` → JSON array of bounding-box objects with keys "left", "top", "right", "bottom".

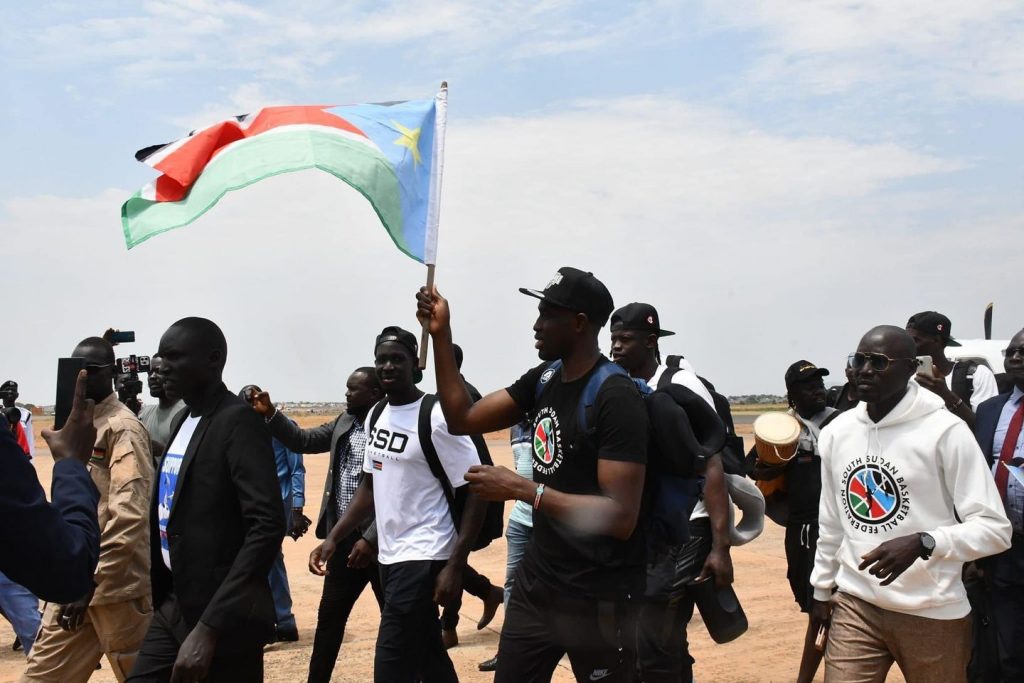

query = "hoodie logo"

[{"left": 841, "top": 456, "right": 910, "bottom": 531}]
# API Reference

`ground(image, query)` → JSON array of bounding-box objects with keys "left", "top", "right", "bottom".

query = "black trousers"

[
  {"left": 784, "top": 520, "right": 818, "bottom": 613},
  {"left": 496, "top": 564, "right": 636, "bottom": 683},
  {"left": 307, "top": 532, "right": 385, "bottom": 683},
  {"left": 635, "top": 518, "right": 711, "bottom": 683},
  {"left": 439, "top": 564, "right": 495, "bottom": 630},
  {"left": 375, "top": 560, "right": 457, "bottom": 683},
  {"left": 989, "top": 536, "right": 1024, "bottom": 682},
  {"left": 126, "top": 593, "right": 263, "bottom": 682}
]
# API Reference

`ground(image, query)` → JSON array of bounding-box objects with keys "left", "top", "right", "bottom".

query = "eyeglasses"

[
  {"left": 847, "top": 352, "right": 917, "bottom": 372},
  {"left": 1004, "top": 347, "right": 1024, "bottom": 358}
]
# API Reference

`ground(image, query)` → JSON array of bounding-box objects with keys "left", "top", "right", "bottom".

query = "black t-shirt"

[{"left": 505, "top": 358, "right": 649, "bottom": 598}]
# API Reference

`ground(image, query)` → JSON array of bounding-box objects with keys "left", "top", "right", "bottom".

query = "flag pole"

[{"left": 419, "top": 81, "right": 448, "bottom": 370}]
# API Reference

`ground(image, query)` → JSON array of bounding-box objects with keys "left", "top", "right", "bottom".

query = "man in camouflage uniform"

[{"left": 23, "top": 337, "right": 154, "bottom": 683}]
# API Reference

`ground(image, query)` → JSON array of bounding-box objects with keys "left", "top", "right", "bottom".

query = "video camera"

[
  {"left": 116, "top": 354, "right": 152, "bottom": 401},
  {"left": 104, "top": 328, "right": 150, "bottom": 415},
  {"left": 0, "top": 386, "right": 15, "bottom": 403}
]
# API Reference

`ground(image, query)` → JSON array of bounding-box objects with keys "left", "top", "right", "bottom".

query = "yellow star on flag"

[{"left": 392, "top": 121, "right": 422, "bottom": 166}]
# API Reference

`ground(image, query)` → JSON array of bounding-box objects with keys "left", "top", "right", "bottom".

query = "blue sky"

[{"left": 2, "top": 1, "right": 1023, "bottom": 402}]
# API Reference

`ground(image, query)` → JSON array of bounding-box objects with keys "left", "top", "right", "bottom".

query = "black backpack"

[
  {"left": 368, "top": 395, "right": 504, "bottom": 551},
  {"left": 951, "top": 360, "right": 979, "bottom": 406},
  {"left": 534, "top": 358, "right": 725, "bottom": 548},
  {"left": 663, "top": 355, "right": 746, "bottom": 475}
]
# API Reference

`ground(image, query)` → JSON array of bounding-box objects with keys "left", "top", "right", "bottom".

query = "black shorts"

[
  {"left": 784, "top": 522, "right": 818, "bottom": 613},
  {"left": 495, "top": 565, "right": 636, "bottom": 683}
]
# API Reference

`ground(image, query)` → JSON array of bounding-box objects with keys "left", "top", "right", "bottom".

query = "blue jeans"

[
  {"left": 0, "top": 571, "right": 40, "bottom": 654},
  {"left": 268, "top": 501, "right": 296, "bottom": 630},
  {"left": 503, "top": 519, "right": 532, "bottom": 608}
]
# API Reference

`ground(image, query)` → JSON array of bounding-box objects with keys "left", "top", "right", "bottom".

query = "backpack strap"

[
  {"left": 657, "top": 367, "right": 680, "bottom": 390},
  {"left": 368, "top": 399, "right": 389, "bottom": 434},
  {"left": 417, "top": 394, "right": 458, "bottom": 522},
  {"left": 534, "top": 360, "right": 562, "bottom": 404},
  {"left": 579, "top": 360, "right": 640, "bottom": 433},
  {"left": 951, "top": 360, "right": 977, "bottom": 405}
]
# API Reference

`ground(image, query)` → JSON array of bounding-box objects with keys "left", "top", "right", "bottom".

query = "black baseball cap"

[
  {"left": 519, "top": 267, "right": 615, "bottom": 326},
  {"left": 785, "top": 360, "right": 829, "bottom": 387},
  {"left": 0, "top": 381, "right": 16, "bottom": 391},
  {"left": 907, "top": 311, "right": 961, "bottom": 347},
  {"left": 375, "top": 326, "right": 419, "bottom": 358},
  {"left": 610, "top": 302, "right": 675, "bottom": 337}
]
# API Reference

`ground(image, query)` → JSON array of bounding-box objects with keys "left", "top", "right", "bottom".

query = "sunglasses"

[
  {"left": 1003, "top": 347, "right": 1024, "bottom": 358},
  {"left": 847, "top": 352, "right": 918, "bottom": 372}
]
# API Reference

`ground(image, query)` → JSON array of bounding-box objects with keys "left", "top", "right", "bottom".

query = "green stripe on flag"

[{"left": 121, "top": 129, "right": 409, "bottom": 253}]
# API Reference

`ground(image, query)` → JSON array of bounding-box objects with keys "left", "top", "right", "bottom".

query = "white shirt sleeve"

[
  {"left": 810, "top": 428, "right": 843, "bottom": 601},
  {"left": 930, "top": 422, "right": 1012, "bottom": 561},
  {"left": 429, "top": 404, "right": 481, "bottom": 488},
  {"left": 362, "top": 414, "right": 374, "bottom": 474},
  {"left": 970, "top": 365, "right": 999, "bottom": 410}
]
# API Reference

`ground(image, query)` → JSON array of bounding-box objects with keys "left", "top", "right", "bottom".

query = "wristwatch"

[{"left": 919, "top": 532, "right": 935, "bottom": 560}]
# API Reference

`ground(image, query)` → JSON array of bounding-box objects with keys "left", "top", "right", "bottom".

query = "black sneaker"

[
  {"left": 275, "top": 625, "right": 299, "bottom": 642},
  {"left": 12, "top": 637, "right": 21, "bottom": 652},
  {"left": 479, "top": 654, "right": 498, "bottom": 672}
]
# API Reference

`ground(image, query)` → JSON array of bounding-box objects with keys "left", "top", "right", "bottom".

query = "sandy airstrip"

[{"left": 0, "top": 415, "right": 907, "bottom": 682}]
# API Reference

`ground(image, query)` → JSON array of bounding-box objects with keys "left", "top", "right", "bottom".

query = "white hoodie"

[{"left": 811, "top": 380, "right": 1011, "bottom": 619}]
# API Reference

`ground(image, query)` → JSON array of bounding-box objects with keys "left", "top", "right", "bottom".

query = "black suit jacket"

[
  {"left": 974, "top": 391, "right": 1013, "bottom": 464},
  {"left": 149, "top": 385, "right": 285, "bottom": 645},
  {"left": 268, "top": 410, "right": 376, "bottom": 543},
  {"left": 973, "top": 391, "right": 1024, "bottom": 581},
  {"left": 0, "top": 427, "right": 100, "bottom": 603}
]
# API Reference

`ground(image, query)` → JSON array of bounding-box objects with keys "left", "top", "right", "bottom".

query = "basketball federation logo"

[
  {"left": 534, "top": 417, "right": 556, "bottom": 464},
  {"left": 846, "top": 463, "right": 901, "bottom": 525},
  {"left": 532, "top": 407, "right": 563, "bottom": 475}
]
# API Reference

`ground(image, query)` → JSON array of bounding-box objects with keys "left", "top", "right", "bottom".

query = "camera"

[
  {"left": 116, "top": 355, "right": 151, "bottom": 400},
  {"left": 0, "top": 387, "right": 15, "bottom": 403}
]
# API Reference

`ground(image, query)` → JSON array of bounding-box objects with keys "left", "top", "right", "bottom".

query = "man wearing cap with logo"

[
  {"left": 309, "top": 327, "right": 486, "bottom": 682},
  {"left": 751, "top": 360, "right": 840, "bottom": 683},
  {"left": 416, "top": 267, "right": 649, "bottom": 683},
  {"left": 908, "top": 311, "right": 998, "bottom": 427},
  {"left": 609, "top": 302, "right": 733, "bottom": 683},
  {"left": 809, "top": 325, "right": 1010, "bottom": 681}
]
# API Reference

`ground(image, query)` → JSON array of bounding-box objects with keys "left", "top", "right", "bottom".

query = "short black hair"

[
  {"left": 74, "top": 336, "right": 115, "bottom": 363},
  {"left": 170, "top": 317, "right": 228, "bottom": 359},
  {"left": 353, "top": 366, "right": 383, "bottom": 393}
]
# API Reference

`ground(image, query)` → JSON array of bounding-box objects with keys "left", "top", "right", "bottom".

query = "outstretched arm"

[{"left": 416, "top": 286, "right": 524, "bottom": 434}]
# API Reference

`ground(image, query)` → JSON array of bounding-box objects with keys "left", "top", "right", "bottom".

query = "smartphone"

[
  {"left": 55, "top": 357, "right": 87, "bottom": 430},
  {"left": 916, "top": 355, "right": 934, "bottom": 378},
  {"left": 108, "top": 330, "right": 135, "bottom": 344}
]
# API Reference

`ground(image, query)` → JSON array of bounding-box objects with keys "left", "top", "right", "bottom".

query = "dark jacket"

[
  {"left": 975, "top": 391, "right": 1013, "bottom": 464},
  {"left": 150, "top": 385, "right": 285, "bottom": 646},
  {"left": 268, "top": 410, "right": 375, "bottom": 542},
  {"left": 973, "top": 390, "right": 1023, "bottom": 582},
  {"left": 0, "top": 427, "right": 100, "bottom": 603}
]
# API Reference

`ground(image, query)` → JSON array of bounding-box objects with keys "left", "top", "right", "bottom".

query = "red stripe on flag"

[{"left": 152, "top": 106, "right": 366, "bottom": 202}]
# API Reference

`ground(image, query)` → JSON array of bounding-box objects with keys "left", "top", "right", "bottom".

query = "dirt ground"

[{"left": 0, "top": 416, "right": 907, "bottom": 682}]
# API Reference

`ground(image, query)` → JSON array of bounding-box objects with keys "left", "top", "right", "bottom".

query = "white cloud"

[
  {"left": 6, "top": 94, "right": 1018, "bottom": 405},
  {"left": 701, "top": 0, "right": 1024, "bottom": 102},
  {"left": 11, "top": 1, "right": 672, "bottom": 86}
]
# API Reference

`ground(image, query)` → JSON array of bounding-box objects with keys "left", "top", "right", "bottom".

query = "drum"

[
  {"left": 753, "top": 412, "right": 801, "bottom": 466},
  {"left": 752, "top": 412, "right": 801, "bottom": 504}
]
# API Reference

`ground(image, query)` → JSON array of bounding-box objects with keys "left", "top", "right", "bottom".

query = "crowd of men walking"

[{"left": 0, "top": 266, "right": 1021, "bottom": 683}]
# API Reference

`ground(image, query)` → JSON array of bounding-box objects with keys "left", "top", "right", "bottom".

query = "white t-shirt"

[
  {"left": 158, "top": 415, "right": 201, "bottom": 569},
  {"left": 363, "top": 397, "right": 481, "bottom": 565},
  {"left": 943, "top": 362, "right": 998, "bottom": 411},
  {"left": 649, "top": 365, "right": 717, "bottom": 519}
]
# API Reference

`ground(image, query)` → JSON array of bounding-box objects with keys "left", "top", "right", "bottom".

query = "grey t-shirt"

[{"left": 140, "top": 400, "right": 186, "bottom": 457}]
